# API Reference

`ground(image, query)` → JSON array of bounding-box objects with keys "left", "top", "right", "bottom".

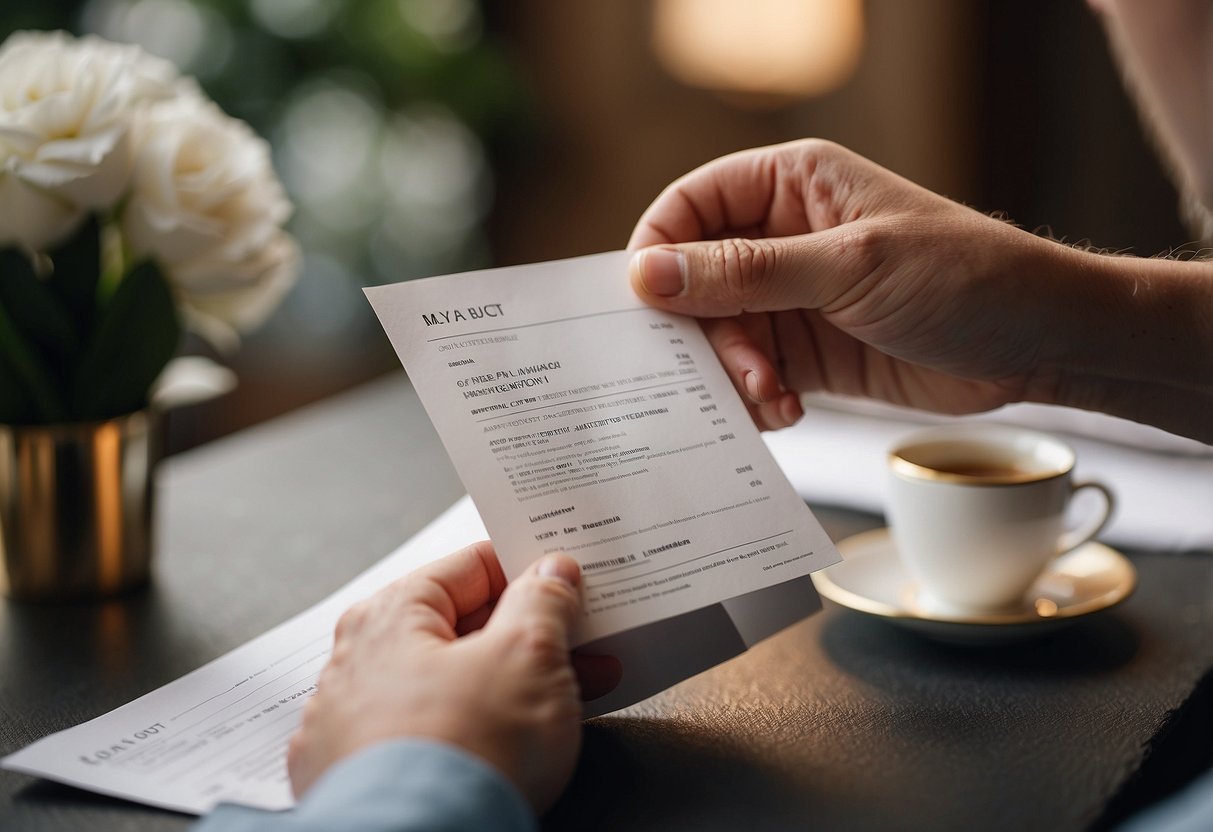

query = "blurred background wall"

[{"left": 0, "top": 0, "right": 1191, "bottom": 454}]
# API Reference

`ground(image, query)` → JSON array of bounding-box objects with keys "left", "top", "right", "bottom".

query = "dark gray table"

[{"left": 2, "top": 375, "right": 1211, "bottom": 832}]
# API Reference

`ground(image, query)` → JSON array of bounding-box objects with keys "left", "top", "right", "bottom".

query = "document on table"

[
  {"left": 3, "top": 251, "right": 839, "bottom": 815},
  {"left": 2, "top": 498, "right": 481, "bottom": 814},
  {"left": 364, "top": 250, "right": 840, "bottom": 644}
]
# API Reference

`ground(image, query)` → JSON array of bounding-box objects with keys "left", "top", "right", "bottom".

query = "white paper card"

[{"left": 364, "top": 250, "right": 840, "bottom": 644}]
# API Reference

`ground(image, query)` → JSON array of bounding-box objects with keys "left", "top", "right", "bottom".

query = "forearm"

[{"left": 1027, "top": 245, "right": 1213, "bottom": 443}]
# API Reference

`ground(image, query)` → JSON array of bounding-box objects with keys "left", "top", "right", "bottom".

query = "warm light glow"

[{"left": 652, "top": 0, "right": 865, "bottom": 99}]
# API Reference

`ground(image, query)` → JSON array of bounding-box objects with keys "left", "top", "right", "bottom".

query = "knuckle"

[
  {"left": 507, "top": 620, "right": 570, "bottom": 667},
  {"left": 534, "top": 686, "right": 581, "bottom": 725},
  {"left": 397, "top": 572, "right": 447, "bottom": 613},
  {"left": 519, "top": 571, "right": 580, "bottom": 612},
  {"left": 542, "top": 584, "right": 581, "bottom": 624},
  {"left": 712, "top": 237, "right": 777, "bottom": 308},
  {"left": 836, "top": 222, "right": 887, "bottom": 276},
  {"left": 797, "top": 136, "right": 843, "bottom": 162},
  {"left": 791, "top": 138, "right": 847, "bottom": 180},
  {"left": 819, "top": 221, "right": 893, "bottom": 317},
  {"left": 315, "top": 661, "right": 341, "bottom": 696},
  {"left": 327, "top": 636, "right": 353, "bottom": 666},
  {"left": 334, "top": 602, "right": 367, "bottom": 641}
]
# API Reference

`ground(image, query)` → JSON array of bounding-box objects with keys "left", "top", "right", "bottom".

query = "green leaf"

[
  {"left": 0, "top": 352, "right": 30, "bottom": 424},
  {"left": 0, "top": 300, "right": 69, "bottom": 423},
  {"left": 45, "top": 213, "right": 103, "bottom": 340},
  {"left": 71, "top": 260, "right": 181, "bottom": 421},
  {"left": 0, "top": 246, "right": 78, "bottom": 361}
]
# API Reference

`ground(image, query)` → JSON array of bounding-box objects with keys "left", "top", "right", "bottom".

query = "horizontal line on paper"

[
  {"left": 475, "top": 377, "right": 700, "bottom": 423},
  {"left": 426, "top": 307, "right": 641, "bottom": 342},
  {"left": 584, "top": 530, "right": 794, "bottom": 589}
]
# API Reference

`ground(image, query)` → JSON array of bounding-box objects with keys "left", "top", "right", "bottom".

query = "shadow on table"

[
  {"left": 819, "top": 609, "right": 1139, "bottom": 693},
  {"left": 8, "top": 777, "right": 192, "bottom": 830},
  {"left": 546, "top": 716, "right": 810, "bottom": 832}
]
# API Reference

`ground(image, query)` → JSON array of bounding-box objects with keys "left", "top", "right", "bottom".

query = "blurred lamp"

[{"left": 652, "top": 0, "right": 864, "bottom": 100}]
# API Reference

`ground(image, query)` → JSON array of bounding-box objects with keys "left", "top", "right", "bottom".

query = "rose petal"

[{"left": 0, "top": 168, "right": 82, "bottom": 249}]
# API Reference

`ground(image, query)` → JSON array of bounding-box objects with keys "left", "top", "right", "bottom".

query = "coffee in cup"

[{"left": 885, "top": 423, "right": 1114, "bottom": 616}]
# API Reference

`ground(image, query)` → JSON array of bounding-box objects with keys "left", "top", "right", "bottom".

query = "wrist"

[
  {"left": 297, "top": 740, "right": 536, "bottom": 831},
  {"left": 1026, "top": 245, "right": 1213, "bottom": 442}
]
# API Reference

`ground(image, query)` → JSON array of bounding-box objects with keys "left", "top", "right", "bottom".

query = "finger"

[
  {"left": 286, "top": 732, "right": 307, "bottom": 798},
  {"left": 485, "top": 554, "right": 582, "bottom": 654},
  {"left": 454, "top": 601, "right": 495, "bottom": 636},
  {"left": 630, "top": 225, "right": 878, "bottom": 321},
  {"left": 287, "top": 712, "right": 323, "bottom": 799},
  {"left": 693, "top": 320, "right": 795, "bottom": 429},
  {"left": 701, "top": 318, "right": 782, "bottom": 406},
  {"left": 628, "top": 139, "right": 867, "bottom": 250},
  {"left": 756, "top": 392, "right": 804, "bottom": 431},
  {"left": 698, "top": 317, "right": 801, "bottom": 430},
  {"left": 771, "top": 308, "right": 820, "bottom": 392},
  {"left": 571, "top": 652, "right": 624, "bottom": 701},
  {"left": 392, "top": 540, "right": 508, "bottom": 639},
  {"left": 627, "top": 147, "right": 782, "bottom": 250}
]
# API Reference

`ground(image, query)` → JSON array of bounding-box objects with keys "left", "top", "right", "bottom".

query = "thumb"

[
  {"left": 629, "top": 232, "right": 860, "bottom": 317},
  {"left": 485, "top": 554, "right": 583, "bottom": 651}
]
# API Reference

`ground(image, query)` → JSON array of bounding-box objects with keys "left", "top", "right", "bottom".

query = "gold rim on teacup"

[
  {"left": 888, "top": 424, "right": 1078, "bottom": 487},
  {"left": 887, "top": 452, "right": 1072, "bottom": 486}
]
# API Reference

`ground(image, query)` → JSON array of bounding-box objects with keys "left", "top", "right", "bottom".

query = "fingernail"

[
  {"left": 538, "top": 555, "right": 579, "bottom": 587},
  {"left": 744, "top": 371, "right": 762, "bottom": 402},
  {"left": 637, "top": 247, "right": 685, "bottom": 297}
]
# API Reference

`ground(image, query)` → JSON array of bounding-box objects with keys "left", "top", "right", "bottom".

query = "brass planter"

[{"left": 0, "top": 411, "right": 159, "bottom": 601}]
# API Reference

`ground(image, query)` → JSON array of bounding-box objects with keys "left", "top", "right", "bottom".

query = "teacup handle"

[{"left": 1057, "top": 480, "right": 1115, "bottom": 555}]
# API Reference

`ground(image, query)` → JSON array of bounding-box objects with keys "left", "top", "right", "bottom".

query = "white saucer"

[{"left": 812, "top": 528, "right": 1137, "bottom": 644}]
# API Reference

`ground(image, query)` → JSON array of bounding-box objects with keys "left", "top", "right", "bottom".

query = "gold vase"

[{"left": 0, "top": 411, "right": 160, "bottom": 601}]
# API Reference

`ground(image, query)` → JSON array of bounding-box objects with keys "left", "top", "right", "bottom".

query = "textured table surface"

[{"left": 2, "top": 374, "right": 1211, "bottom": 832}]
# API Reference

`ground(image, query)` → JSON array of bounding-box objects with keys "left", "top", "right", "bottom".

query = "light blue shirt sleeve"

[
  {"left": 1117, "top": 768, "right": 1213, "bottom": 832},
  {"left": 191, "top": 739, "right": 537, "bottom": 832}
]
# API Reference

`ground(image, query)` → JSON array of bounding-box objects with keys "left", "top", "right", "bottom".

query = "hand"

[
  {"left": 627, "top": 139, "right": 1089, "bottom": 430},
  {"left": 287, "top": 543, "right": 621, "bottom": 812}
]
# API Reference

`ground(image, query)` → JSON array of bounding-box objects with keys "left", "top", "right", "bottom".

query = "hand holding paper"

[
  {"left": 289, "top": 543, "right": 596, "bottom": 812},
  {"left": 627, "top": 139, "right": 1213, "bottom": 444}
]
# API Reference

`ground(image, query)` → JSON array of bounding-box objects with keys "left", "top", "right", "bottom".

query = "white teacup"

[{"left": 885, "top": 423, "right": 1114, "bottom": 616}]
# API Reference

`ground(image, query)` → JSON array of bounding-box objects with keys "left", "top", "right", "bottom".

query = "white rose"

[
  {"left": 122, "top": 95, "right": 298, "bottom": 344},
  {"left": 0, "top": 30, "right": 185, "bottom": 250},
  {"left": 0, "top": 171, "right": 79, "bottom": 252}
]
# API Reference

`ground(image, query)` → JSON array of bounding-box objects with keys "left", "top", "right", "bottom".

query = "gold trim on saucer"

[
  {"left": 811, "top": 528, "right": 1137, "bottom": 627},
  {"left": 887, "top": 453, "right": 1070, "bottom": 486}
]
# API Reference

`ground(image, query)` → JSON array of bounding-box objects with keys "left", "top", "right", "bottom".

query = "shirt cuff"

[{"left": 195, "top": 739, "right": 537, "bottom": 832}]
